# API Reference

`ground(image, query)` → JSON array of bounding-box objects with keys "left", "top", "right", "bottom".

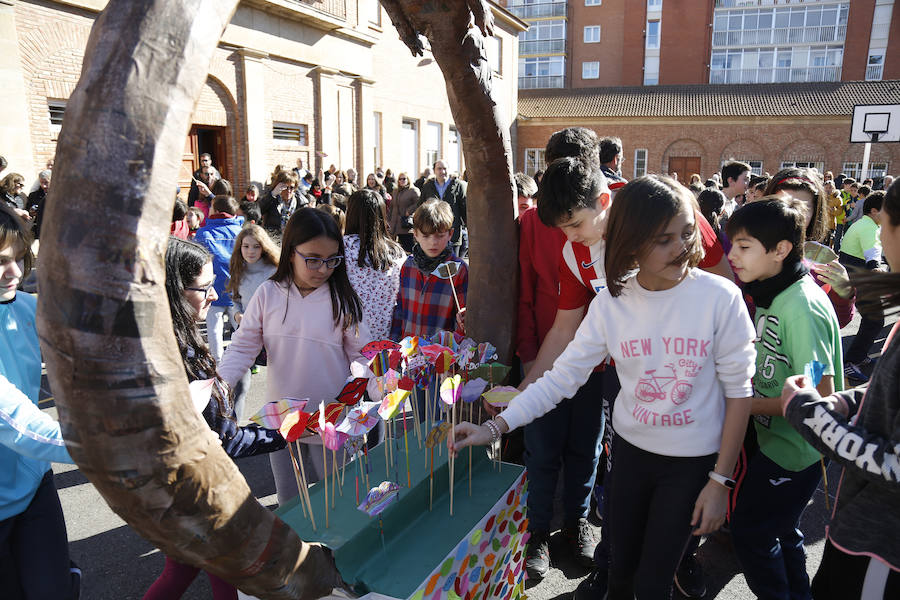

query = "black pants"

[
  {"left": 812, "top": 539, "right": 900, "bottom": 599},
  {"left": 0, "top": 472, "right": 75, "bottom": 599},
  {"left": 607, "top": 437, "right": 716, "bottom": 600}
]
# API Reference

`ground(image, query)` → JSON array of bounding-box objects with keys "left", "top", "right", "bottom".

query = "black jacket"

[
  {"left": 419, "top": 177, "right": 467, "bottom": 245},
  {"left": 196, "top": 376, "right": 285, "bottom": 459}
]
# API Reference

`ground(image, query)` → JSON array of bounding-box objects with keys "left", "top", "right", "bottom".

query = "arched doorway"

[{"left": 179, "top": 77, "right": 238, "bottom": 192}]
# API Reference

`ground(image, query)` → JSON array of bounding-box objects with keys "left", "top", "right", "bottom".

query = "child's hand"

[
  {"left": 272, "top": 182, "right": 286, "bottom": 197},
  {"left": 780, "top": 375, "right": 813, "bottom": 415},
  {"left": 448, "top": 422, "right": 492, "bottom": 456},
  {"left": 811, "top": 260, "right": 852, "bottom": 299},
  {"left": 456, "top": 307, "right": 466, "bottom": 333},
  {"left": 234, "top": 312, "right": 243, "bottom": 325},
  {"left": 691, "top": 480, "right": 728, "bottom": 536}
]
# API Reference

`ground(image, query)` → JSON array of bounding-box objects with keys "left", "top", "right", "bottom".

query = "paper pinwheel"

[
  {"left": 460, "top": 378, "right": 488, "bottom": 403},
  {"left": 398, "top": 375, "right": 415, "bottom": 391},
  {"left": 432, "top": 261, "right": 460, "bottom": 280},
  {"left": 249, "top": 398, "right": 309, "bottom": 429},
  {"left": 414, "top": 364, "right": 434, "bottom": 389},
  {"left": 804, "top": 360, "right": 826, "bottom": 387},
  {"left": 468, "top": 362, "right": 511, "bottom": 382},
  {"left": 399, "top": 336, "right": 420, "bottom": 358},
  {"left": 336, "top": 377, "right": 368, "bottom": 406},
  {"left": 315, "top": 401, "right": 348, "bottom": 451},
  {"left": 369, "top": 349, "right": 401, "bottom": 378},
  {"left": 440, "top": 374, "right": 462, "bottom": 406},
  {"left": 477, "top": 342, "right": 498, "bottom": 365},
  {"left": 482, "top": 386, "right": 520, "bottom": 409},
  {"left": 280, "top": 410, "right": 312, "bottom": 443},
  {"left": 361, "top": 339, "right": 400, "bottom": 359},
  {"left": 425, "top": 421, "right": 452, "bottom": 448},
  {"left": 357, "top": 481, "right": 400, "bottom": 517},
  {"left": 433, "top": 349, "right": 456, "bottom": 374},
  {"left": 335, "top": 401, "right": 381, "bottom": 436},
  {"left": 307, "top": 402, "right": 345, "bottom": 433},
  {"left": 378, "top": 389, "right": 410, "bottom": 421},
  {"left": 430, "top": 330, "right": 461, "bottom": 351}
]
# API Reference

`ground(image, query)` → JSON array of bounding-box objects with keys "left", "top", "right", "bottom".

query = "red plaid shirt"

[{"left": 390, "top": 255, "right": 468, "bottom": 340}]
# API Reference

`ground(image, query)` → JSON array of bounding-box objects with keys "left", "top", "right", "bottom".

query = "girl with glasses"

[{"left": 217, "top": 207, "right": 373, "bottom": 505}]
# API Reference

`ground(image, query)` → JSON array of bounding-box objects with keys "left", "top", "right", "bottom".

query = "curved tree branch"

[{"left": 36, "top": 1, "right": 339, "bottom": 597}]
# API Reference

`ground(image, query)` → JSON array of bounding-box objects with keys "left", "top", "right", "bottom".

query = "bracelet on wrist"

[
  {"left": 708, "top": 471, "right": 736, "bottom": 489},
  {"left": 484, "top": 419, "right": 501, "bottom": 444}
]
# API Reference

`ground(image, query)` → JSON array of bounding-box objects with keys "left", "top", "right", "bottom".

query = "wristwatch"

[{"left": 708, "top": 471, "right": 736, "bottom": 489}]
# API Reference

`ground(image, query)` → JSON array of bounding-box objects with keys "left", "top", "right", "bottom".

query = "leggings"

[
  {"left": 143, "top": 556, "right": 236, "bottom": 600},
  {"left": 607, "top": 437, "right": 716, "bottom": 600}
]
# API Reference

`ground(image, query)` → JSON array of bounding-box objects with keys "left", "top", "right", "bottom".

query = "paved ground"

[{"left": 42, "top": 311, "right": 894, "bottom": 599}]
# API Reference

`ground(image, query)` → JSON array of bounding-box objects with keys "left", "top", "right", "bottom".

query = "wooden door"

[
  {"left": 667, "top": 157, "right": 701, "bottom": 185},
  {"left": 178, "top": 133, "right": 198, "bottom": 195}
]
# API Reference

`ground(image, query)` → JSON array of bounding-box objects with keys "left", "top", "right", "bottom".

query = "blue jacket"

[
  {"left": 194, "top": 215, "right": 244, "bottom": 307},
  {"left": 0, "top": 292, "right": 72, "bottom": 521}
]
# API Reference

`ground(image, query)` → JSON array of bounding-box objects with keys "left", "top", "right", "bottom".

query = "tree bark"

[
  {"left": 381, "top": 0, "right": 519, "bottom": 362},
  {"left": 36, "top": 1, "right": 340, "bottom": 598}
]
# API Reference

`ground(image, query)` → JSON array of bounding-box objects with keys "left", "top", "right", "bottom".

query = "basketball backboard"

[{"left": 850, "top": 104, "right": 900, "bottom": 143}]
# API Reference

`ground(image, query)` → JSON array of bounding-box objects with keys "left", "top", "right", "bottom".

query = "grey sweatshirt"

[
  {"left": 232, "top": 260, "right": 277, "bottom": 314},
  {"left": 784, "top": 321, "right": 900, "bottom": 569}
]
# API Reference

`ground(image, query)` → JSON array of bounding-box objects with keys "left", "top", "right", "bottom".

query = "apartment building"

[
  {"left": 1, "top": 1, "right": 525, "bottom": 189},
  {"left": 506, "top": 0, "right": 900, "bottom": 182}
]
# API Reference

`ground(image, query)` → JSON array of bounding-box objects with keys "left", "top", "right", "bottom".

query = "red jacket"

[{"left": 516, "top": 208, "right": 567, "bottom": 364}]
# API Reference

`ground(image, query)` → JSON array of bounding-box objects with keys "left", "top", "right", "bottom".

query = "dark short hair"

[
  {"left": 239, "top": 200, "right": 261, "bottom": 224},
  {"left": 721, "top": 161, "right": 751, "bottom": 186},
  {"left": 212, "top": 195, "right": 239, "bottom": 215},
  {"left": 842, "top": 178, "right": 856, "bottom": 186},
  {"left": 172, "top": 198, "right": 188, "bottom": 221},
  {"left": 697, "top": 188, "right": 726, "bottom": 221},
  {"left": 200, "top": 153, "right": 212, "bottom": 160},
  {"left": 598, "top": 136, "right": 623, "bottom": 164},
  {"left": 545, "top": 127, "right": 599, "bottom": 165},
  {"left": 863, "top": 191, "right": 884, "bottom": 215},
  {"left": 212, "top": 178, "right": 232, "bottom": 196},
  {"left": 413, "top": 199, "right": 454, "bottom": 235},
  {"left": 536, "top": 157, "right": 608, "bottom": 227},
  {"left": 726, "top": 196, "right": 805, "bottom": 264},
  {"left": 858, "top": 185, "right": 871, "bottom": 196}
]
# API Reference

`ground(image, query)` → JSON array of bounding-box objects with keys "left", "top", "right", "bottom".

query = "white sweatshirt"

[{"left": 500, "top": 269, "right": 756, "bottom": 457}]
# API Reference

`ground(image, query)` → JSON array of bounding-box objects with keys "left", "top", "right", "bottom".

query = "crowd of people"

[{"left": 0, "top": 130, "right": 898, "bottom": 600}]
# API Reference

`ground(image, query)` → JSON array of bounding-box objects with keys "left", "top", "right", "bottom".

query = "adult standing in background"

[
  {"left": 0, "top": 174, "right": 29, "bottom": 221},
  {"left": 420, "top": 160, "right": 467, "bottom": 256},
  {"left": 387, "top": 172, "right": 420, "bottom": 252},
  {"left": 27, "top": 170, "right": 51, "bottom": 241}
]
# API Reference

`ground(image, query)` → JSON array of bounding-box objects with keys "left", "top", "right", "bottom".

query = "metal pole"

[{"left": 861, "top": 141, "right": 872, "bottom": 181}]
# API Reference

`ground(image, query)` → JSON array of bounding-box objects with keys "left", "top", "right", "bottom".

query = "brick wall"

[
  {"left": 516, "top": 118, "right": 900, "bottom": 180},
  {"left": 263, "top": 57, "right": 317, "bottom": 183}
]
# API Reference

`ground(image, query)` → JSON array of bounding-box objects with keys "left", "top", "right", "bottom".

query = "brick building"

[
  {"left": 1, "top": 0, "right": 526, "bottom": 190},
  {"left": 506, "top": 0, "right": 900, "bottom": 182}
]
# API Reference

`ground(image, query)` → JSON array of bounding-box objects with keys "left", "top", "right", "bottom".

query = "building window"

[
  {"left": 781, "top": 160, "right": 824, "bottom": 173},
  {"left": 643, "top": 56, "right": 659, "bottom": 85},
  {"left": 723, "top": 159, "right": 763, "bottom": 176},
  {"left": 368, "top": 0, "right": 381, "bottom": 26},
  {"left": 842, "top": 161, "right": 889, "bottom": 180},
  {"left": 582, "top": 61, "right": 600, "bottom": 79},
  {"left": 273, "top": 121, "right": 308, "bottom": 146},
  {"left": 401, "top": 119, "right": 419, "bottom": 179},
  {"left": 646, "top": 20, "right": 660, "bottom": 49},
  {"left": 867, "top": 52, "right": 884, "bottom": 81},
  {"left": 425, "top": 122, "right": 442, "bottom": 169},
  {"left": 710, "top": 46, "right": 843, "bottom": 84},
  {"left": 448, "top": 126, "right": 462, "bottom": 175},
  {"left": 487, "top": 35, "right": 502, "bottom": 75},
  {"left": 519, "top": 18, "right": 566, "bottom": 55},
  {"left": 634, "top": 149, "right": 648, "bottom": 178},
  {"left": 48, "top": 99, "right": 66, "bottom": 135},
  {"left": 584, "top": 26, "right": 601, "bottom": 43},
  {"left": 519, "top": 56, "right": 565, "bottom": 89},
  {"left": 585, "top": 0, "right": 601, "bottom": 5},
  {"left": 525, "top": 148, "right": 545, "bottom": 176},
  {"left": 648, "top": 0, "right": 661, "bottom": 8}
]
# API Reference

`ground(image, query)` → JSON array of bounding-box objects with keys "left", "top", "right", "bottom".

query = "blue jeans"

[
  {"left": 731, "top": 450, "right": 821, "bottom": 600},
  {"left": 523, "top": 369, "right": 607, "bottom": 532}
]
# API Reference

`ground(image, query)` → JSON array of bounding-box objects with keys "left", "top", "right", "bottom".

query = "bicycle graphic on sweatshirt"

[{"left": 635, "top": 363, "right": 694, "bottom": 405}]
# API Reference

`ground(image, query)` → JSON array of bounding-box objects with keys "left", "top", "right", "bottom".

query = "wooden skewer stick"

[
  {"left": 449, "top": 399, "right": 455, "bottom": 517},
  {"left": 286, "top": 443, "right": 307, "bottom": 519},
  {"left": 289, "top": 442, "right": 316, "bottom": 531},
  {"left": 322, "top": 442, "right": 329, "bottom": 528}
]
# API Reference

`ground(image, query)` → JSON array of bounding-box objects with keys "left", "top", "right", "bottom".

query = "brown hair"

[
  {"left": 0, "top": 204, "right": 34, "bottom": 278},
  {"left": 273, "top": 169, "right": 299, "bottom": 188},
  {"left": 0, "top": 173, "right": 25, "bottom": 197},
  {"left": 604, "top": 175, "right": 704, "bottom": 297},
  {"left": 764, "top": 167, "right": 827, "bottom": 243},
  {"left": 226, "top": 224, "right": 280, "bottom": 297},
  {"left": 317, "top": 204, "right": 345, "bottom": 233},
  {"left": 413, "top": 199, "right": 454, "bottom": 235}
]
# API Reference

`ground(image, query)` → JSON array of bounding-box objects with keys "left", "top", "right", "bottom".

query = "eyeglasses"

[
  {"left": 185, "top": 277, "right": 216, "bottom": 297},
  {"left": 294, "top": 250, "right": 343, "bottom": 270},
  {"left": 398, "top": 177, "right": 408, "bottom": 181}
]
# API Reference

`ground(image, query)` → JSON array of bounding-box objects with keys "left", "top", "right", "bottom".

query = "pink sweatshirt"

[{"left": 217, "top": 280, "right": 372, "bottom": 434}]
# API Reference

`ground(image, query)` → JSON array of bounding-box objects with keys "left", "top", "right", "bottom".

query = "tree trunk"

[
  {"left": 36, "top": 1, "right": 340, "bottom": 598},
  {"left": 382, "top": 0, "right": 519, "bottom": 362}
]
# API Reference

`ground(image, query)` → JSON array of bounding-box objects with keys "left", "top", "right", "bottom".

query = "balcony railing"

[
  {"left": 866, "top": 64, "right": 884, "bottom": 81},
  {"left": 714, "top": 0, "right": 832, "bottom": 7},
  {"left": 506, "top": 1, "right": 566, "bottom": 19},
  {"left": 519, "top": 39, "right": 566, "bottom": 55},
  {"left": 712, "top": 24, "right": 846, "bottom": 46},
  {"left": 288, "top": 0, "right": 346, "bottom": 20},
  {"left": 710, "top": 64, "right": 841, "bottom": 83},
  {"left": 518, "top": 75, "right": 566, "bottom": 89}
]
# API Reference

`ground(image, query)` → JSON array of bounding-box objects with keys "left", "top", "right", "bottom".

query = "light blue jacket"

[{"left": 0, "top": 292, "right": 72, "bottom": 521}]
